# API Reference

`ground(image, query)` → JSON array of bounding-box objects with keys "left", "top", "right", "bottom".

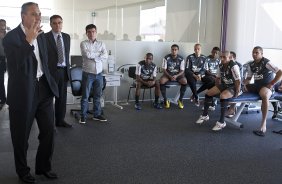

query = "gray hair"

[{"left": 21, "top": 2, "right": 38, "bottom": 14}]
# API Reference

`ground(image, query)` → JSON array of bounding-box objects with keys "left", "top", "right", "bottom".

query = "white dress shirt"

[{"left": 20, "top": 23, "right": 43, "bottom": 78}]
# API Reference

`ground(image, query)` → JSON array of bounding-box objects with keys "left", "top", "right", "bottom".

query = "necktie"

[{"left": 57, "top": 35, "right": 64, "bottom": 64}]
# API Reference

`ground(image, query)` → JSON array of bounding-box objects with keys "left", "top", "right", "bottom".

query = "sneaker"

[
  {"left": 164, "top": 100, "right": 170, "bottom": 109},
  {"left": 213, "top": 99, "right": 218, "bottom": 106},
  {"left": 190, "top": 95, "right": 195, "bottom": 102},
  {"left": 93, "top": 115, "right": 107, "bottom": 122},
  {"left": 196, "top": 115, "right": 209, "bottom": 124},
  {"left": 177, "top": 100, "right": 184, "bottom": 109},
  {"left": 195, "top": 100, "right": 200, "bottom": 107},
  {"left": 208, "top": 106, "right": 215, "bottom": 111},
  {"left": 79, "top": 117, "right": 86, "bottom": 124},
  {"left": 226, "top": 112, "right": 235, "bottom": 118},
  {"left": 272, "top": 112, "right": 278, "bottom": 119},
  {"left": 135, "top": 103, "right": 142, "bottom": 110},
  {"left": 212, "top": 121, "right": 226, "bottom": 131},
  {"left": 225, "top": 109, "right": 236, "bottom": 118},
  {"left": 153, "top": 102, "right": 163, "bottom": 109},
  {"left": 202, "top": 106, "right": 216, "bottom": 111}
]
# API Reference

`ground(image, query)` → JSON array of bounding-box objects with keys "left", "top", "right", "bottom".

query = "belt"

[{"left": 57, "top": 66, "right": 67, "bottom": 69}]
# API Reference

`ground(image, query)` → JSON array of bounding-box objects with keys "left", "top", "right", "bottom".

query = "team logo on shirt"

[
  {"left": 254, "top": 74, "right": 263, "bottom": 80},
  {"left": 222, "top": 77, "right": 233, "bottom": 84}
]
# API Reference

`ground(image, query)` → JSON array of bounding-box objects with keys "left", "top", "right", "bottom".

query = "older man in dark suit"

[
  {"left": 3, "top": 2, "right": 59, "bottom": 183},
  {"left": 45, "top": 15, "right": 72, "bottom": 128}
]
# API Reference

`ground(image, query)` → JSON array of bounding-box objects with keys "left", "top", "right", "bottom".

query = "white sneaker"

[
  {"left": 79, "top": 117, "right": 86, "bottom": 124},
  {"left": 209, "top": 106, "right": 216, "bottom": 111},
  {"left": 212, "top": 121, "right": 226, "bottom": 131},
  {"left": 196, "top": 115, "right": 209, "bottom": 124},
  {"left": 202, "top": 106, "right": 216, "bottom": 111}
]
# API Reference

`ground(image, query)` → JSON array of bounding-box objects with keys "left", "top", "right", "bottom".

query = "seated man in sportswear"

[
  {"left": 197, "top": 46, "right": 221, "bottom": 110},
  {"left": 196, "top": 51, "right": 241, "bottom": 131},
  {"left": 135, "top": 53, "right": 162, "bottom": 110},
  {"left": 160, "top": 44, "right": 187, "bottom": 109},
  {"left": 185, "top": 43, "right": 206, "bottom": 106},
  {"left": 272, "top": 80, "right": 282, "bottom": 135},
  {"left": 225, "top": 51, "right": 243, "bottom": 117},
  {"left": 244, "top": 46, "right": 282, "bottom": 137},
  {"left": 272, "top": 80, "right": 282, "bottom": 119}
]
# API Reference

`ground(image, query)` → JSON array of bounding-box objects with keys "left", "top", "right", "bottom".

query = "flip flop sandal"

[
  {"left": 272, "top": 130, "right": 282, "bottom": 135},
  {"left": 253, "top": 130, "right": 265, "bottom": 137}
]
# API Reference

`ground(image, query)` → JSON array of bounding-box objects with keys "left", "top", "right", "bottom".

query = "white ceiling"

[{"left": 74, "top": 0, "right": 153, "bottom": 10}]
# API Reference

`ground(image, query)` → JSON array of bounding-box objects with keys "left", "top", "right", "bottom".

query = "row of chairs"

[{"left": 127, "top": 66, "right": 180, "bottom": 103}]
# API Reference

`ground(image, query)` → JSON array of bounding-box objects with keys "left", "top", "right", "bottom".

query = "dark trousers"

[
  {"left": 197, "top": 75, "right": 215, "bottom": 94},
  {"left": 55, "top": 68, "right": 68, "bottom": 124},
  {"left": 9, "top": 75, "right": 54, "bottom": 177},
  {"left": 0, "top": 60, "right": 6, "bottom": 104},
  {"left": 185, "top": 71, "right": 198, "bottom": 99}
]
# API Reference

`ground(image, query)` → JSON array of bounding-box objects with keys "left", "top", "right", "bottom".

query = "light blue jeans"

[{"left": 80, "top": 72, "right": 103, "bottom": 118}]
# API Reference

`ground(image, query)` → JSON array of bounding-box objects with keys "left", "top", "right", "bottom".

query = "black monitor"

[{"left": 70, "top": 55, "right": 83, "bottom": 67}]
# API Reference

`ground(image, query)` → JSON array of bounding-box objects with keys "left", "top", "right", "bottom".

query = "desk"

[{"left": 103, "top": 72, "right": 123, "bottom": 109}]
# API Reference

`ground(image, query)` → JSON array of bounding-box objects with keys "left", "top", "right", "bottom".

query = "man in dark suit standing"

[
  {"left": 3, "top": 2, "right": 59, "bottom": 183},
  {"left": 45, "top": 15, "right": 72, "bottom": 128}
]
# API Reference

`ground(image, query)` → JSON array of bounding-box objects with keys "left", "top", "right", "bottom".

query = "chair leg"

[
  {"left": 150, "top": 88, "right": 153, "bottom": 106},
  {"left": 142, "top": 88, "right": 146, "bottom": 102},
  {"left": 127, "top": 87, "right": 132, "bottom": 103}
]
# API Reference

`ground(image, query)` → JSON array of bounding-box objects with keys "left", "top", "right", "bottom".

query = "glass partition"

[{"left": 0, "top": 0, "right": 223, "bottom": 101}]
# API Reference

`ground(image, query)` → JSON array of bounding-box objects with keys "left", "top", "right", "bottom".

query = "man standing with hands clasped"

[
  {"left": 45, "top": 14, "right": 72, "bottom": 128},
  {"left": 3, "top": 2, "right": 59, "bottom": 183}
]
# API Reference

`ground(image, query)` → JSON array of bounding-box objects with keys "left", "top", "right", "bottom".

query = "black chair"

[
  {"left": 70, "top": 55, "right": 83, "bottom": 67},
  {"left": 127, "top": 66, "right": 152, "bottom": 103},
  {"left": 69, "top": 66, "right": 106, "bottom": 119}
]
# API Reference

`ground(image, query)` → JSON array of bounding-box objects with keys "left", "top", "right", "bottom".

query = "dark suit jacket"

[
  {"left": 3, "top": 25, "right": 59, "bottom": 112},
  {"left": 45, "top": 31, "right": 70, "bottom": 81}
]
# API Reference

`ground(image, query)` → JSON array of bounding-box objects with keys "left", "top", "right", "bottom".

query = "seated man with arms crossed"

[
  {"left": 244, "top": 46, "right": 282, "bottom": 137},
  {"left": 135, "top": 53, "right": 162, "bottom": 110},
  {"left": 160, "top": 44, "right": 187, "bottom": 109},
  {"left": 196, "top": 51, "right": 241, "bottom": 131}
]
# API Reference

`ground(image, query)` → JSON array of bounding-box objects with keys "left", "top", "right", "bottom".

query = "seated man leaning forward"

[
  {"left": 244, "top": 46, "right": 282, "bottom": 137},
  {"left": 159, "top": 44, "right": 187, "bottom": 109},
  {"left": 134, "top": 52, "right": 162, "bottom": 110},
  {"left": 196, "top": 51, "right": 241, "bottom": 131}
]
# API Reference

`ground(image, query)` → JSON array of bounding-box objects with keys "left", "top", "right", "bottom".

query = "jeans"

[
  {"left": 0, "top": 60, "right": 6, "bottom": 104},
  {"left": 80, "top": 72, "right": 103, "bottom": 118}
]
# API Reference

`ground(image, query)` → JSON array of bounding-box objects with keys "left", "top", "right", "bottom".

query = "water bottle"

[
  {"left": 108, "top": 50, "right": 115, "bottom": 73},
  {"left": 100, "top": 96, "right": 105, "bottom": 108}
]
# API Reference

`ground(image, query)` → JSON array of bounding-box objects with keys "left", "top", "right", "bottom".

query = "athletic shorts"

[
  {"left": 216, "top": 84, "right": 242, "bottom": 96},
  {"left": 246, "top": 84, "right": 269, "bottom": 93}
]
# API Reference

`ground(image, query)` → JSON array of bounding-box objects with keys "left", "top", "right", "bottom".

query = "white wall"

[{"left": 226, "top": 0, "right": 282, "bottom": 67}]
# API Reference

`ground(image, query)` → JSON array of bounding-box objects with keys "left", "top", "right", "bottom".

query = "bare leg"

[{"left": 259, "top": 87, "right": 272, "bottom": 132}]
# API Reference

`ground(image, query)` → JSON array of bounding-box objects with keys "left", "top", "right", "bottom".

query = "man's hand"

[
  {"left": 147, "top": 81, "right": 155, "bottom": 87},
  {"left": 25, "top": 21, "right": 43, "bottom": 44},
  {"left": 171, "top": 75, "right": 177, "bottom": 81},
  {"left": 195, "top": 74, "right": 201, "bottom": 81}
]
